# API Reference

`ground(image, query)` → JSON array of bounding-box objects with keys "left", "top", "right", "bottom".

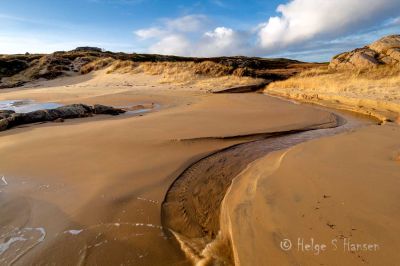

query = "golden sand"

[{"left": 0, "top": 70, "right": 335, "bottom": 265}]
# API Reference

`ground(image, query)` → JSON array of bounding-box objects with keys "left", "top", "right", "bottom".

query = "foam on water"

[
  {"left": 0, "top": 227, "right": 46, "bottom": 265},
  {"left": 64, "top": 229, "right": 83, "bottom": 235},
  {"left": 61, "top": 222, "right": 163, "bottom": 238},
  {"left": 137, "top": 197, "right": 159, "bottom": 204},
  {"left": 0, "top": 237, "right": 27, "bottom": 255},
  {"left": 1, "top": 176, "right": 7, "bottom": 186}
]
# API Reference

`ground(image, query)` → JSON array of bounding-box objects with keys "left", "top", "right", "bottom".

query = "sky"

[{"left": 0, "top": 0, "right": 400, "bottom": 62}]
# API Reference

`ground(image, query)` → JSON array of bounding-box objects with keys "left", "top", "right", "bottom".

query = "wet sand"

[
  {"left": 161, "top": 108, "right": 379, "bottom": 265},
  {"left": 221, "top": 124, "right": 400, "bottom": 265},
  {"left": 0, "top": 71, "right": 336, "bottom": 265}
]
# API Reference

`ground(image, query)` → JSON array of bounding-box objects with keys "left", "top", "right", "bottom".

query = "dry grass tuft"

[
  {"left": 266, "top": 65, "right": 400, "bottom": 121},
  {"left": 268, "top": 65, "right": 400, "bottom": 97},
  {"left": 132, "top": 61, "right": 232, "bottom": 79},
  {"left": 104, "top": 60, "right": 258, "bottom": 86},
  {"left": 80, "top": 57, "right": 114, "bottom": 74},
  {"left": 106, "top": 60, "right": 139, "bottom": 74}
]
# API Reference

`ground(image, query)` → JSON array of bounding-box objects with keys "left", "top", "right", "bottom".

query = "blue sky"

[{"left": 1, "top": 0, "right": 399, "bottom": 61}]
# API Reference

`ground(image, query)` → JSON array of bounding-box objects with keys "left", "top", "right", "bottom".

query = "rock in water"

[
  {"left": 0, "top": 110, "right": 15, "bottom": 119},
  {"left": 0, "top": 104, "right": 126, "bottom": 132},
  {"left": 0, "top": 110, "right": 15, "bottom": 130},
  {"left": 93, "top": 104, "right": 126, "bottom": 115},
  {"left": 330, "top": 35, "right": 400, "bottom": 70},
  {"left": 0, "top": 118, "right": 9, "bottom": 131}
]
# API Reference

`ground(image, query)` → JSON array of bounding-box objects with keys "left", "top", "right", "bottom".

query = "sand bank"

[{"left": 222, "top": 124, "right": 400, "bottom": 265}]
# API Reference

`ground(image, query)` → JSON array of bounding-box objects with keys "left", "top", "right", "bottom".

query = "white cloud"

[
  {"left": 148, "top": 34, "right": 191, "bottom": 56},
  {"left": 143, "top": 26, "right": 249, "bottom": 57},
  {"left": 0, "top": 14, "right": 31, "bottom": 23},
  {"left": 210, "top": 0, "right": 228, "bottom": 8},
  {"left": 204, "top": 27, "right": 233, "bottom": 40},
  {"left": 135, "top": 15, "right": 207, "bottom": 38},
  {"left": 134, "top": 27, "right": 166, "bottom": 39},
  {"left": 387, "top": 17, "right": 400, "bottom": 26},
  {"left": 199, "top": 27, "right": 248, "bottom": 56},
  {"left": 135, "top": 14, "right": 213, "bottom": 56},
  {"left": 0, "top": 34, "right": 133, "bottom": 54},
  {"left": 258, "top": 0, "right": 400, "bottom": 51},
  {"left": 164, "top": 15, "right": 208, "bottom": 32},
  {"left": 133, "top": 1, "right": 400, "bottom": 60}
]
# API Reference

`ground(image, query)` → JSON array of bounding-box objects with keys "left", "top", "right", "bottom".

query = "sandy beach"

[
  {"left": 1, "top": 1, "right": 399, "bottom": 264},
  {"left": 0, "top": 70, "right": 338, "bottom": 265},
  {"left": 0, "top": 61, "right": 398, "bottom": 266},
  {"left": 221, "top": 124, "right": 400, "bottom": 265}
]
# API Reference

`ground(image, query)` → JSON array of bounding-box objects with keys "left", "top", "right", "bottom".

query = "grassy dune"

[
  {"left": 266, "top": 65, "right": 400, "bottom": 122},
  {"left": 106, "top": 60, "right": 261, "bottom": 86}
]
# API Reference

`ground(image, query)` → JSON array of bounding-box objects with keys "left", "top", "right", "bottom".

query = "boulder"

[
  {"left": 93, "top": 104, "right": 126, "bottom": 115},
  {"left": 1, "top": 104, "right": 125, "bottom": 132},
  {"left": 369, "top": 35, "right": 400, "bottom": 54},
  {"left": 330, "top": 35, "right": 400, "bottom": 70},
  {"left": 0, "top": 110, "right": 15, "bottom": 119},
  {"left": 348, "top": 50, "right": 380, "bottom": 69},
  {"left": 52, "top": 104, "right": 94, "bottom": 119},
  {"left": 0, "top": 118, "right": 8, "bottom": 131}
]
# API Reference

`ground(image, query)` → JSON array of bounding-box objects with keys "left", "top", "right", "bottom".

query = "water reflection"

[{"left": 0, "top": 100, "right": 62, "bottom": 113}]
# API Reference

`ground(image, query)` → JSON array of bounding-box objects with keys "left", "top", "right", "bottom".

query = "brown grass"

[
  {"left": 104, "top": 60, "right": 258, "bottom": 86},
  {"left": 80, "top": 57, "right": 114, "bottom": 74},
  {"left": 106, "top": 60, "right": 139, "bottom": 74},
  {"left": 268, "top": 65, "right": 400, "bottom": 99},
  {"left": 107, "top": 60, "right": 233, "bottom": 77},
  {"left": 266, "top": 65, "right": 400, "bottom": 121}
]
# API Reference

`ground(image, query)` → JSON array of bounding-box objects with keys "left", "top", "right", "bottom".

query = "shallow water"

[
  {"left": 161, "top": 109, "right": 375, "bottom": 265},
  {"left": 0, "top": 95, "right": 375, "bottom": 265},
  {"left": 0, "top": 100, "right": 62, "bottom": 113},
  {"left": 122, "top": 103, "right": 161, "bottom": 115},
  {"left": 0, "top": 100, "right": 159, "bottom": 116},
  {"left": 0, "top": 227, "right": 46, "bottom": 265}
]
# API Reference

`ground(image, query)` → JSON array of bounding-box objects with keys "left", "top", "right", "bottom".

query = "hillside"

[{"left": 0, "top": 47, "right": 320, "bottom": 89}]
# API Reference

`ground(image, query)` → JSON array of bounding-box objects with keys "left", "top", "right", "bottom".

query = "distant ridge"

[{"left": 0, "top": 48, "right": 321, "bottom": 89}]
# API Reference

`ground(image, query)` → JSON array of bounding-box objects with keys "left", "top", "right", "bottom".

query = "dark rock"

[
  {"left": 0, "top": 118, "right": 9, "bottom": 131},
  {"left": 1, "top": 103, "right": 124, "bottom": 132},
  {"left": 73, "top": 47, "right": 103, "bottom": 52},
  {"left": 53, "top": 104, "right": 93, "bottom": 119},
  {"left": 93, "top": 104, "right": 126, "bottom": 115},
  {"left": 0, "top": 110, "right": 15, "bottom": 119}
]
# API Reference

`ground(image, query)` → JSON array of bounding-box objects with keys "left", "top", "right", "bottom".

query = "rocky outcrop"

[
  {"left": 330, "top": 35, "right": 400, "bottom": 70},
  {"left": 0, "top": 104, "right": 125, "bottom": 132},
  {"left": 73, "top": 47, "right": 103, "bottom": 52}
]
